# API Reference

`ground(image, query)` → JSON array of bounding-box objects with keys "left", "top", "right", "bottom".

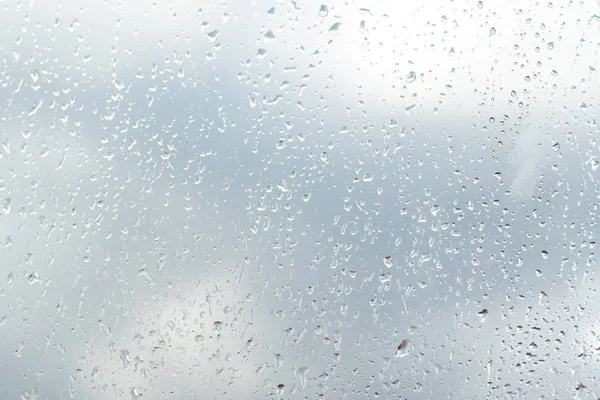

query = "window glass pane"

[{"left": 1, "top": 0, "right": 599, "bottom": 398}]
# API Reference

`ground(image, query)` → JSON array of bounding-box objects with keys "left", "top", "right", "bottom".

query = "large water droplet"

[
  {"left": 318, "top": 5, "right": 328, "bottom": 17},
  {"left": 328, "top": 22, "right": 342, "bottom": 35},
  {"left": 383, "top": 256, "right": 393, "bottom": 268}
]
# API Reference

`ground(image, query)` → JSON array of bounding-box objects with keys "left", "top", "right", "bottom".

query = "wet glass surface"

[{"left": 1, "top": 1, "right": 600, "bottom": 398}]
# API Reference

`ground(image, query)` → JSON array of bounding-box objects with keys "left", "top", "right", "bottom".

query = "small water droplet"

[
  {"left": 489, "top": 27, "right": 496, "bottom": 35},
  {"left": 395, "top": 339, "right": 409, "bottom": 358},
  {"left": 3, "top": 198, "right": 13, "bottom": 214},
  {"left": 27, "top": 272, "right": 40, "bottom": 285},
  {"left": 405, "top": 71, "right": 416, "bottom": 83},
  {"left": 277, "top": 384, "right": 286, "bottom": 396},
  {"left": 131, "top": 387, "right": 142, "bottom": 400},
  {"left": 20, "top": 388, "right": 38, "bottom": 400},
  {"left": 120, "top": 349, "right": 131, "bottom": 368},
  {"left": 547, "top": 42, "right": 554, "bottom": 50},
  {"left": 552, "top": 143, "right": 560, "bottom": 152},
  {"left": 359, "top": 20, "right": 367, "bottom": 34},
  {"left": 541, "top": 250, "right": 549, "bottom": 259},
  {"left": 256, "top": 48, "right": 267, "bottom": 59},
  {"left": 206, "top": 30, "right": 219, "bottom": 42},
  {"left": 264, "top": 30, "right": 276, "bottom": 42},
  {"left": 477, "top": 1, "right": 483, "bottom": 9}
]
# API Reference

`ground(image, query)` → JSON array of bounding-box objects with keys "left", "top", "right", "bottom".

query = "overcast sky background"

[{"left": 1, "top": 0, "right": 600, "bottom": 399}]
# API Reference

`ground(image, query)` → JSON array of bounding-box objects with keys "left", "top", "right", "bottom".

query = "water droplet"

[
  {"left": 383, "top": 256, "right": 393, "bottom": 268},
  {"left": 20, "top": 389, "right": 39, "bottom": 400},
  {"left": 256, "top": 48, "right": 267, "bottom": 59},
  {"left": 277, "top": 384, "right": 286, "bottom": 396},
  {"left": 489, "top": 27, "right": 496, "bottom": 35},
  {"left": 359, "top": 20, "right": 367, "bottom": 34},
  {"left": 328, "top": 22, "right": 342, "bottom": 35},
  {"left": 318, "top": 5, "right": 328, "bottom": 17},
  {"left": 477, "top": 1, "right": 483, "bottom": 9},
  {"left": 2, "top": 198, "right": 12, "bottom": 214},
  {"left": 206, "top": 30, "right": 219, "bottom": 42},
  {"left": 131, "top": 388, "right": 142, "bottom": 400},
  {"left": 264, "top": 30, "right": 276, "bottom": 42},
  {"left": 296, "top": 366, "right": 309, "bottom": 388},
  {"left": 405, "top": 71, "right": 416, "bottom": 83},
  {"left": 120, "top": 349, "right": 131, "bottom": 368},
  {"left": 395, "top": 339, "right": 409, "bottom": 357},
  {"left": 27, "top": 272, "right": 40, "bottom": 285},
  {"left": 547, "top": 42, "right": 554, "bottom": 50},
  {"left": 541, "top": 250, "right": 549, "bottom": 259},
  {"left": 552, "top": 143, "right": 560, "bottom": 152}
]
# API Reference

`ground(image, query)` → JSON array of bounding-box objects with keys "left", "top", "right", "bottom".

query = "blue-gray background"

[{"left": 1, "top": 0, "right": 600, "bottom": 398}]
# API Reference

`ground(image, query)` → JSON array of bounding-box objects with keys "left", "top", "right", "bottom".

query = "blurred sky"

[{"left": 1, "top": 0, "right": 600, "bottom": 399}]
